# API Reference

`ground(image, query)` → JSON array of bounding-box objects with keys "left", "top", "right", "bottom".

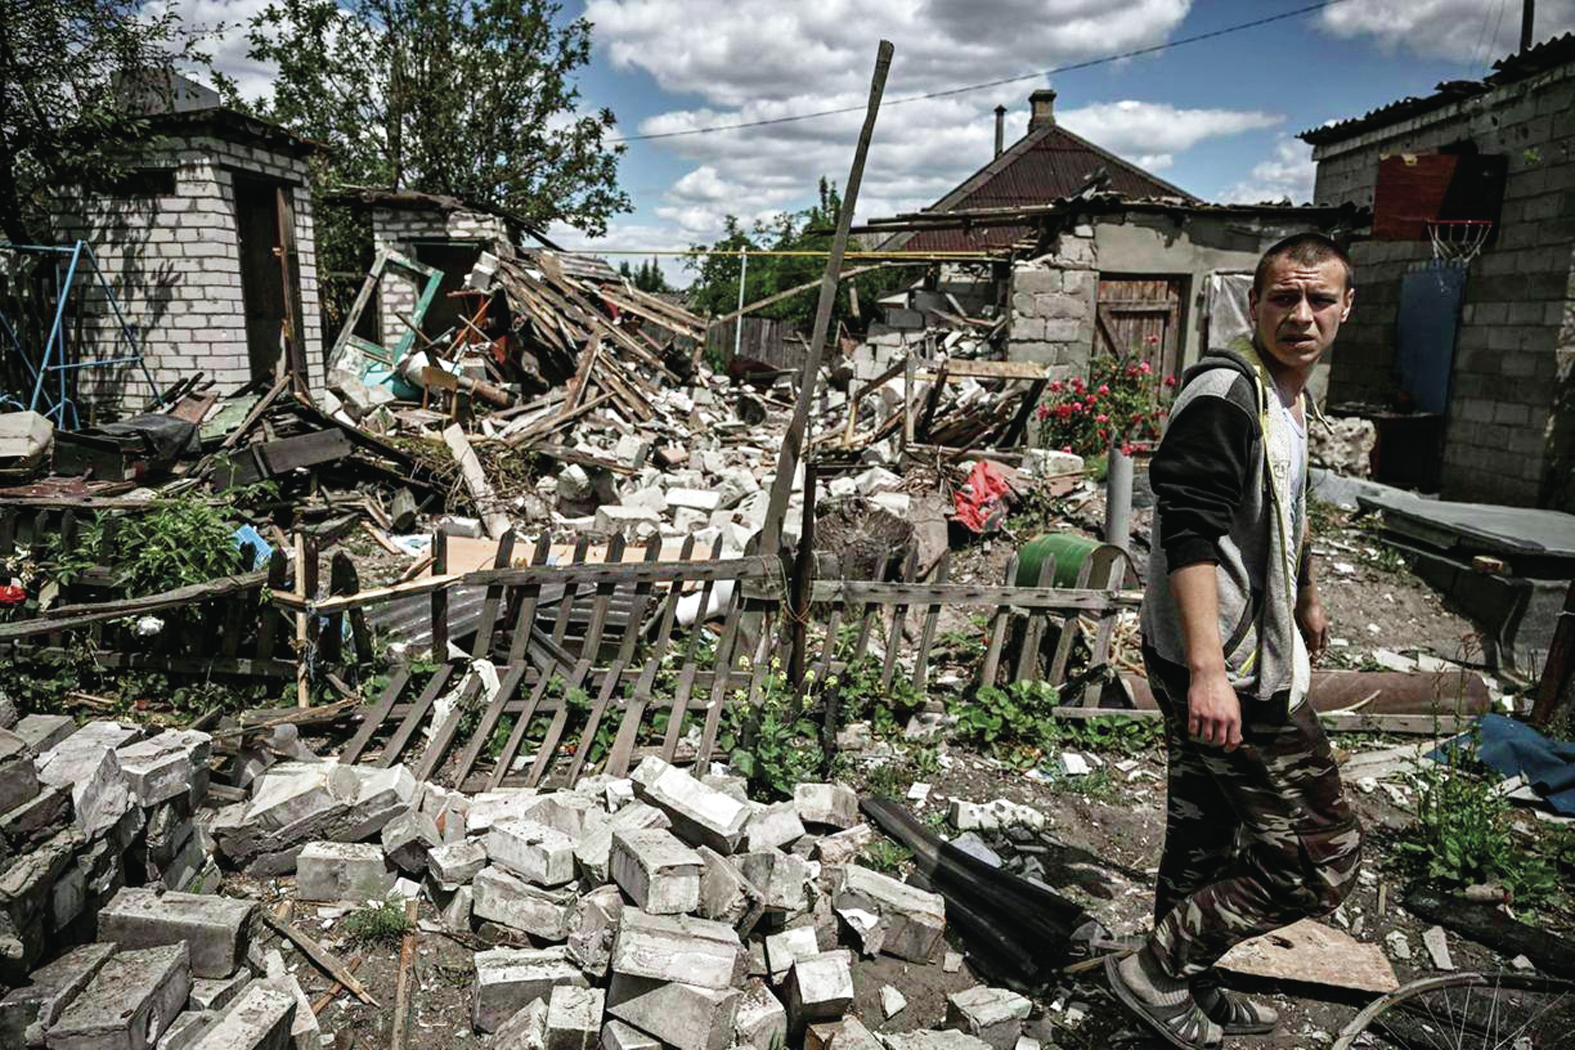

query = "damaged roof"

[
  {"left": 143, "top": 106, "right": 323, "bottom": 158},
  {"left": 1300, "top": 32, "right": 1575, "bottom": 147},
  {"left": 886, "top": 114, "right": 1198, "bottom": 253}
]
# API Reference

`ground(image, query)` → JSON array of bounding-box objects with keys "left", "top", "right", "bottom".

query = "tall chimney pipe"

[
  {"left": 1521, "top": 0, "right": 1535, "bottom": 52},
  {"left": 994, "top": 105, "right": 1006, "bottom": 158}
]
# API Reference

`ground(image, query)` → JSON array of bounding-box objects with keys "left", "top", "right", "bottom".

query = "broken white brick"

[
  {"left": 574, "top": 803, "right": 671, "bottom": 886},
  {"left": 736, "top": 850, "right": 810, "bottom": 915},
  {"left": 631, "top": 757, "right": 749, "bottom": 854},
  {"left": 97, "top": 887, "right": 256, "bottom": 979},
  {"left": 567, "top": 885, "right": 623, "bottom": 979},
  {"left": 473, "top": 947, "right": 589, "bottom": 1034},
  {"left": 812, "top": 825, "right": 876, "bottom": 866},
  {"left": 948, "top": 799, "right": 1044, "bottom": 834},
  {"left": 732, "top": 981, "right": 787, "bottom": 1050},
  {"left": 764, "top": 927, "right": 820, "bottom": 985},
  {"left": 473, "top": 867, "right": 575, "bottom": 941},
  {"left": 491, "top": 997, "right": 549, "bottom": 1050},
  {"left": 427, "top": 840, "right": 488, "bottom": 889},
  {"left": 296, "top": 841, "right": 396, "bottom": 902},
  {"left": 611, "top": 909, "right": 743, "bottom": 991},
  {"left": 606, "top": 976, "right": 739, "bottom": 1050},
  {"left": 489, "top": 819, "right": 577, "bottom": 887},
  {"left": 600, "top": 1020, "right": 660, "bottom": 1050},
  {"left": 545, "top": 985, "right": 605, "bottom": 1050},
  {"left": 793, "top": 783, "right": 858, "bottom": 829},
  {"left": 610, "top": 828, "right": 703, "bottom": 914},
  {"left": 696, "top": 847, "right": 755, "bottom": 925},
  {"left": 784, "top": 951, "right": 854, "bottom": 1029},
  {"left": 114, "top": 729, "right": 212, "bottom": 808},
  {"left": 381, "top": 809, "right": 443, "bottom": 874},
  {"left": 945, "top": 986, "right": 1033, "bottom": 1050},
  {"left": 48, "top": 943, "right": 190, "bottom": 1050},
  {"left": 830, "top": 864, "right": 946, "bottom": 962},
  {"left": 744, "top": 802, "right": 806, "bottom": 852},
  {"left": 881, "top": 985, "right": 908, "bottom": 1019}
]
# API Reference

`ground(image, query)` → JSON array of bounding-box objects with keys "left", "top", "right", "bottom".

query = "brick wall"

[
  {"left": 1310, "top": 62, "right": 1575, "bottom": 509},
  {"left": 370, "top": 207, "right": 511, "bottom": 356},
  {"left": 1006, "top": 226, "right": 1097, "bottom": 380},
  {"left": 53, "top": 135, "right": 322, "bottom": 412}
]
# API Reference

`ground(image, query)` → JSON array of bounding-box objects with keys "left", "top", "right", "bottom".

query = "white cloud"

[
  {"left": 1221, "top": 136, "right": 1317, "bottom": 205},
  {"left": 147, "top": 0, "right": 281, "bottom": 100},
  {"left": 1057, "top": 101, "right": 1282, "bottom": 155},
  {"left": 1318, "top": 0, "right": 1575, "bottom": 65}
]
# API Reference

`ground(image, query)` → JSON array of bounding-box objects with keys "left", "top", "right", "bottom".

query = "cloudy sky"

[{"left": 195, "top": 0, "right": 1575, "bottom": 281}]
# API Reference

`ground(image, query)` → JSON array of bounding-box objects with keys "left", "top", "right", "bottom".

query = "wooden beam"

[
  {"left": 1049, "top": 706, "right": 1474, "bottom": 735},
  {"left": 809, "top": 580, "right": 1142, "bottom": 610},
  {"left": 0, "top": 570, "right": 268, "bottom": 641}
]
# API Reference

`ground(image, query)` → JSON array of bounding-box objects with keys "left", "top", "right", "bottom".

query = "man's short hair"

[{"left": 1253, "top": 233, "right": 1355, "bottom": 295}]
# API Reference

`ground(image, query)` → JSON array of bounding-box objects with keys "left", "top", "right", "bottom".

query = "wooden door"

[{"left": 1093, "top": 277, "right": 1183, "bottom": 378}]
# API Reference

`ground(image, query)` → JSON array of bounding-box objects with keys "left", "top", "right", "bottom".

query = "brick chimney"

[{"left": 1029, "top": 88, "right": 1057, "bottom": 131}]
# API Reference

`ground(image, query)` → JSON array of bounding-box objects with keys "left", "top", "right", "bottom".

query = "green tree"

[
  {"left": 226, "top": 0, "right": 631, "bottom": 336},
  {"left": 634, "top": 257, "right": 669, "bottom": 294},
  {"left": 689, "top": 178, "right": 912, "bottom": 341},
  {"left": 0, "top": 0, "right": 214, "bottom": 243}
]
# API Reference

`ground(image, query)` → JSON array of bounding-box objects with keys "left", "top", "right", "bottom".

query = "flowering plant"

[{"left": 1034, "top": 338, "right": 1174, "bottom": 457}]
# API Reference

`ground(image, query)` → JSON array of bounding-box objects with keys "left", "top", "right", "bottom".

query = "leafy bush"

[
  {"left": 1035, "top": 351, "right": 1171, "bottom": 457},
  {"left": 952, "top": 680, "right": 1061, "bottom": 768},
  {"left": 40, "top": 495, "right": 244, "bottom": 596},
  {"left": 343, "top": 899, "right": 413, "bottom": 946},
  {"left": 718, "top": 657, "right": 823, "bottom": 802}
]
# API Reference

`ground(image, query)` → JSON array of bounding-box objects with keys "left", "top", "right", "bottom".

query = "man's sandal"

[
  {"left": 1104, "top": 955, "right": 1223, "bottom": 1050},
  {"left": 1193, "top": 979, "right": 1279, "bottom": 1035}
]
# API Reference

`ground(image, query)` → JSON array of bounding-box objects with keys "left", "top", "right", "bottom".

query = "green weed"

[
  {"left": 343, "top": 899, "right": 413, "bottom": 946},
  {"left": 859, "top": 839, "right": 912, "bottom": 875}
]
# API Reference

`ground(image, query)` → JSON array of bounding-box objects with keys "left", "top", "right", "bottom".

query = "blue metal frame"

[{"left": 1, "top": 241, "right": 164, "bottom": 429}]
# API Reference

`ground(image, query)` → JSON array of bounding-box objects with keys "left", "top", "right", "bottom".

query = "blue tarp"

[{"left": 1431, "top": 714, "right": 1575, "bottom": 815}]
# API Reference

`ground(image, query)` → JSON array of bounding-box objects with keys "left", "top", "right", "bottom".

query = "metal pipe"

[
  {"left": 1104, "top": 438, "right": 1133, "bottom": 551},
  {"left": 1522, "top": 0, "right": 1536, "bottom": 51},
  {"left": 994, "top": 105, "right": 1007, "bottom": 158},
  {"left": 733, "top": 249, "right": 747, "bottom": 363}
]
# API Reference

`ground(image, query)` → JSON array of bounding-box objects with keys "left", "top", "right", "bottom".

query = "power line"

[{"left": 608, "top": 1, "right": 1344, "bottom": 145}]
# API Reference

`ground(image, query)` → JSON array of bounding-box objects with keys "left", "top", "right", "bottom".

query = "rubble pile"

[{"left": 1, "top": 709, "right": 1063, "bottom": 1050}]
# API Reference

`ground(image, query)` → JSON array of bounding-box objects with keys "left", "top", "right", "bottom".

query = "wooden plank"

[
  {"left": 814, "top": 604, "right": 843, "bottom": 685},
  {"left": 916, "top": 358, "right": 1049, "bottom": 381},
  {"left": 451, "top": 661, "right": 529, "bottom": 786},
  {"left": 470, "top": 531, "right": 517, "bottom": 661},
  {"left": 614, "top": 536, "right": 665, "bottom": 666},
  {"left": 565, "top": 658, "right": 628, "bottom": 787},
  {"left": 551, "top": 537, "right": 593, "bottom": 647},
  {"left": 430, "top": 531, "right": 449, "bottom": 660},
  {"left": 259, "top": 912, "right": 377, "bottom": 1007},
  {"left": 978, "top": 554, "right": 1019, "bottom": 688},
  {"left": 413, "top": 673, "right": 480, "bottom": 783},
  {"left": 213, "top": 430, "right": 353, "bottom": 489},
  {"left": 339, "top": 666, "right": 413, "bottom": 765},
  {"left": 880, "top": 550, "right": 919, "bottom": 691},
  {"left": 660, "top": 536, "right": 725, "bottom": 760},
  {"left": 808, "top": 579, "right": 1139, "bottom": 610},
  {"left": 0, "top": 569, "right": 268, "bottom": 642},
  {"left": 320, "top": 553, "right": 354, "bottom": 666},
  {"left": 1074, "top": 559, "right": 1128, "bottom": 706},
  {"left": 522, "top": 658, "right": 591, "bottom": 787},
  {"left": 1046, "top": 557, "right": 1097, "bottom": 687},
  {"left": 1050, "top": 706, "right": 1475, "bottom": 736},
  {"left": 604, "top": 536, "right": 694, "bottom": 777},
  {"left": 1000, "top": 378, "right": 1048, "bottom": 448},
  {"left": 911, "top": 552, "right": 949, "bottom": 691},
  {"left": 580, "top": 534, "right": 623, "bottom": 662},
  {"left": 377, "top": 664, "right": 454, "bottom": 768},
  {"left": 695, "top": 589, "right": 745, "bottom": 767},
  {"left": 1015, "top": 555, "right": 1057, "bottom": 683},
  {"left": 505, "top": 535, "right": 554, "bottom": 665}
]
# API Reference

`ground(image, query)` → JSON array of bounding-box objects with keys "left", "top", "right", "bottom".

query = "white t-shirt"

[{"left": 1268, "top": 385, "right": 1310, "bottom": 705}]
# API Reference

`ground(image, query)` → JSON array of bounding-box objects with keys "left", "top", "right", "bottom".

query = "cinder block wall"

[
  {"left": 52, "top": 137, "right": 323, "bottom": 415},
  {"left": 1310, "top": 62, "right": 1575, "bottom": 509},
  {"left": 1006, "top": 226, "right": 1098, "bottom": 380},
  {"left": 369, "top": 207, "right": 511, "bottom": 357}
]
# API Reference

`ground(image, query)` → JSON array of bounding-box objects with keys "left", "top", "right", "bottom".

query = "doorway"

[
  {"left": 232, "top": 173, "right": 306, "bottom": 384},
  {"left": 1093, "top": 276, "right": 1185, "bottom": 379}
]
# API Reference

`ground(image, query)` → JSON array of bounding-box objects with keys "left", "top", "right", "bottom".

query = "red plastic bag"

[
  {"left": 0, "top": 584, "right": 24, "bottom": 605},
  {"left": 952, "top": 460, "right": 1013, "bottom": 533}
]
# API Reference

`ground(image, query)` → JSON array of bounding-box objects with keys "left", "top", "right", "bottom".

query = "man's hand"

[
  {"left": 1188, "top": 667, "right": 1242, "bottom": 750},
  {"left": 1296, "top": 584, "right": 1329, "bottom": 662}
]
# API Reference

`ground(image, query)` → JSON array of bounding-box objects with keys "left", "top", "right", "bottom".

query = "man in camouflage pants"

[{"left": 1107, "top": 235, "right": 1364, "bottom": 1048}]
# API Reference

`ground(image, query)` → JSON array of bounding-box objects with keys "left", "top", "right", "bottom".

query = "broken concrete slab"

[
  {"left": 491, "top": 996, "right": 548, "bottom": 1050},
  {"left": 630, "top": 757, "right": 749, "bottom": 855},
  {"left": 610, "top": 828, "right": 702, "bottom": 914},
  {"left": 830, "top": 864, "right": 946, "bottom": 963},
  {"left": 473, "top": 947, "right": 590, "bottom": 1034},
  {"left": 883, "top": 1030, "right": 994, "bottom": 1050},
  {"left": 784, "top": 951, "right": 853, "bottom": 1030},
  {"left": 186, "top": 981, "right": 297, "bottom": 1050},
  {"left": 34, "top": 737, "right": 136, "bottom": 841},
  {"left": 48, "top": 942, "right": 191, "bottom": 1050},
  {"left": 13, "top": 715, "right": 74, "bottom": 756},
  {"left": 0, "top": 941, "right": 116, "bottom": 1048},
  {"left": 811, "top": 825, "right": 875, "bottom": 866},
  {"left": 295, "top": 842, "right": 396, "bottom": 903},
  {"left": 427, "top": 840, "right": 488, "bottom": 889},
  {"left": 545, "top": 985, "right": 604, "bottom": 1050},
  {"left": 732, "top": 980, "right": 786, "bottom": 1050},
  {"left": 574, "top": 802, "right": 671, "bottom": 886},
  {"left": 97, "top": 888, "right": 255, "bottom": 979},
  {"left": 792, "top": 784, "right": 857, "bottom": 829},
  {"left": 735, "top": 850, "right": 810, "bottom": 915},
  {"left": 381, "top": 808, "right": 442, "bottom": 875},
  {"left": 566, "top": 885, "right": 623, "bottom": 979},
  {"left": 948, "top": 799, "right": 1045, "bottom": 834},
  {"left": 744, "top": 802, "right": 805, "bottom": 853},
  {"left": 472, "top": 867, "right": 574, "bottom": 941},
  {"left": 764, "top": 927, "right": 820, "bottom": 985},
  {"left": 695, "top": 847, "right": 755, "bottom": 925},
  {"left": 489, "top": 819, "right": 578, "bottom": 888},
  {"left": 188, "top": 970, "right": 252, "bottom": 1013},
  {"left": 1218, "top": 919, "right": 1398, "bottom": 993},
  {"left": 605, "top": 974, "right": 740, "bottom": 1050},
  {"left": 610, "top": 909, "right": 743, "bottom": 991},
  {"left": 0, "top": 729, "right": 40, "bottom": 816},
  {"left": 155, "top": 1009, "right": 217, "bottom": 1050},
  {"left": 945, "top": 986, "right": 1032, "bottom": 1050},
  {"left": 115, "top": 731, "right": 212, "bottom": 809},
  {"left": 600, "top": 1019, "right": 660, "bottom": 1050}
]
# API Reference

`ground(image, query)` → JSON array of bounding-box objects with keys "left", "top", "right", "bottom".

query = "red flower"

[
  {"left": 1048, "top": 379, "right": 1064, "bottom": 392},
  {"left": 1144, "top": 333, "right": 1160, "bottom": 347},
  {"left": 1139, "top": 360, "right": 1152, "bottom": 374},
  {"left": 1126, "top": 367, "right": 1138, "bottom": 378},
  {"left": 1095, "top": 414, "right": 1108, "bottom": 423},
  {"left": 1098, "top": 384, "right": 1110, "bottom": 395},
  {"left": 1035, "top": 403, "right": 1051, "bottom": 420},
  {"left": 1163, "top": 375, "right": 1177, "bottom": 388},
  {"left": 1061, "top": 445, "right": 1072, "bottom": 453},
  {"left": 1121, "top": 442, "right": 1134, "bottom": 455},
  {"left": 1131, "top": 412, "right": 1143, "bottom": 422},
  {"left": 1072, "top": 377, "right": 1086, "bottom": 392}
]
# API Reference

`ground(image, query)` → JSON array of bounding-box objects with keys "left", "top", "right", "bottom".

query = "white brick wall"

[
  {"left": 52, "top": 133, "right": 324, "bottom": 412},
  {"left": 369, "top": 206, "right": 511, "bottom": 355}
]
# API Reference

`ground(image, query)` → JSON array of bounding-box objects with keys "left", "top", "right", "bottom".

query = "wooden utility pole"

[{"left": 759, "top": 40, "right": 895, "bottom": 554}]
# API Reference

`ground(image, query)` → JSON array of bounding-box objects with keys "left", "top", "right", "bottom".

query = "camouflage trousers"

[{"left": 1142, "top": 647, "right": 1363, "bottom": 979}]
